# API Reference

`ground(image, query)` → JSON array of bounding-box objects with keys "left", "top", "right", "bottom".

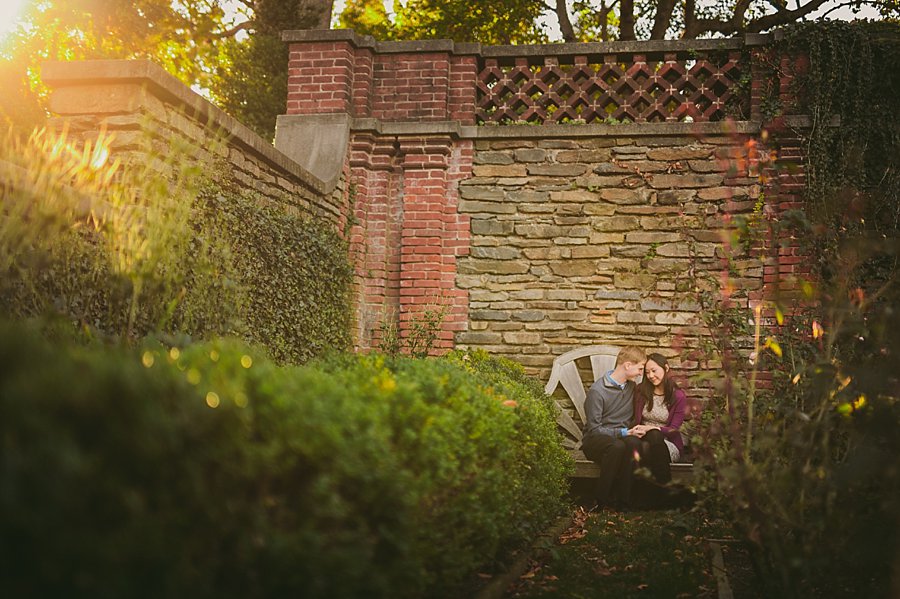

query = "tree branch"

[
  {"left": 216, "top": 20, "right": 254, "bottom": 38},
  {"left": 554, "top": 0, "right": 577, "bottom": 42},
  {"left": 651, "top": 0, "right": 679, "bottom": 39},
  {"left": 620, "top": 0, "right": 636, "bottom": 40}
]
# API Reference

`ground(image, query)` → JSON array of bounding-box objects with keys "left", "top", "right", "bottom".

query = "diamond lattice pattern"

[{"left": 476, "top": 51, "right": 747, "bottom": 124}]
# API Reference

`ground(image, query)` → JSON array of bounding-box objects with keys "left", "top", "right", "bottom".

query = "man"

[{"left": 581, "top": 346, "right": 646, "bottom": 509}]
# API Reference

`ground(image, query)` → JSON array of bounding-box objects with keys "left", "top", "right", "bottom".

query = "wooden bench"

[{"left": 544, "top": 345, "right": 694, "bottom": 483}]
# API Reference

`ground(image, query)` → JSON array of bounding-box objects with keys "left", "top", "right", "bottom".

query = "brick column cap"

[{"left": 281, "top": 28, "right": 482, "bottom": 55}]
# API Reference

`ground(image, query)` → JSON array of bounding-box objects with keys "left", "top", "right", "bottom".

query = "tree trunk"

[
  {"left": 619, "top": 0, "right": 636, "bottom": 40},
  {"left": 555, "top": 0, "right": 577, "bottom": 42},
  {"left": 650, "top": 0, "right": 678, "bottom": 40}
]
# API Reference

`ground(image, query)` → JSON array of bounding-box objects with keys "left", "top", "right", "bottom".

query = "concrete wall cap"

[
  {"left": 281, "top": 29, "right": 777, "bottom": 56},
  {"left": 41, "top": 59, "right": 331, "bottom": 195},
  {"left": 281, "top": 29, "right": 483, "bottom": 54}
]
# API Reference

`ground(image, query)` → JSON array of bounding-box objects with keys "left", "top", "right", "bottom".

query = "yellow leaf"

[{"left": 775, "top": 306, "right": 784, "bottom": 326}]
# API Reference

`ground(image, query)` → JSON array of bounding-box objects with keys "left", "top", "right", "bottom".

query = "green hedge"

[{"left": 0, "top": 322, "right": 570, "bottom": 598}]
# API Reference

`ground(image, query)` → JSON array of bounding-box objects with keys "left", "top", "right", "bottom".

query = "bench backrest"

[{"left": 544, "top": 345, "right": 620, "bottom": 447}]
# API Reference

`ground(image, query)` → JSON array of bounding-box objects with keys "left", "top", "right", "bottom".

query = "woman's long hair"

[{"left": 638, "top": 352, "right": 679, "bottom": 410}]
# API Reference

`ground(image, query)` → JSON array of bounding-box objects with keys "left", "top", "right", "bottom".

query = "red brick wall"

[{"left": 285, "top": 34, "right": 810, "bottom": 364}]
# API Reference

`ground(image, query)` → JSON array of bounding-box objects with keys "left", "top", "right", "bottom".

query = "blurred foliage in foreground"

[
  {"left": 693, "top": 22, "right": 900, "bottom": 598},
  {"left": 0, "top": 322, "right": 570, "bottom": 598}
]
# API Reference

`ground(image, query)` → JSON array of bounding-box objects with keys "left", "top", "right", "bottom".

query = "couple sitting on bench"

[{"left": 582, "top": 346, "right": 691, "bottom": 510}]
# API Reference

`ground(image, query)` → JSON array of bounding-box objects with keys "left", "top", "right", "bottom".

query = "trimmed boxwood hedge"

[{"left": 0, "top": 321, "right": 571, "bottom": 598}]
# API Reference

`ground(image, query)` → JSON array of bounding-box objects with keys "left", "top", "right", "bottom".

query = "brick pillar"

[
  {"left": 397, "top": 136, "right": 471, "bottom": 353},
  {"left": 348, "top": 133, "right": 403, "bottom": 350}
]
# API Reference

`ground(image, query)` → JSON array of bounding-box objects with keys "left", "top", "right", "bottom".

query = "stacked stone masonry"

[
  {"left": 281, "top": 30, "right": 808, "bottom": 392},
  {"left": 42, "top": 60, "right": 345, "bottom": 228}
]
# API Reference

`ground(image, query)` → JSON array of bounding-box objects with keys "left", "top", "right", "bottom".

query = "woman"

[{"left": 628, "top": 353, "right": 688, "bottom": 484}]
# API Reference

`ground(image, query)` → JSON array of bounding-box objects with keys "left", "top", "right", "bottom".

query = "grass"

[{"left": 505, "top": 507, "right": 730, "bottom": 598}]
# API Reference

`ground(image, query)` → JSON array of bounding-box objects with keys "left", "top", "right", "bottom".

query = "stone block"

[
  {"left": 522, "top": 247, "right": 564, "bottom": 260},
  {"left": 570, "top": 246, "right": 610, "bottom": 258},
  {"left": 470, "top": 290, "right": 509, "bottom": 302},
  {"left": 514, "top": 148, "right": 547, "bottom": 162},
  {"left": 527, "top": 164, "right": 589, "bottom": 177},
  {"left": 625, "top": 231, "right": 681, "bottom": 244},
  {"left": 593, "top": 162, "right": 631, "bottom": 175},
  {"left": 599, "top": 188, "right": 649, "bottom": 205},
  {"left": 543, "top": 310, "right": 591, "bottom": 321},
  {"left": 612, "top": 145, "right": 648, "bottom": 155},
  {"left": 556, "top": 149, "right": 612, "bottom": 163},
  {"left": 640, "top": 215, "right": 701, "bottom": 230},
  {"left": 594, "top": 216, "right": 640, "bottom": 231},
  {"left": 538, "top": 140, "right": 579, "bottom": 149},
  {"left": 459, "top": 260, "right": 530, "bottom": 275},
  {"left": 503, "top": 332, "right": 542, "bottom": 345},
  {"left": 617, "top": 311, "right": 652, "bottom": 323},
  {"left": 688, "top": 160, "right": 722, "bottom": 173},
  {"left": 512, "top": 310, "right": 546, "bottom": 322},
  {"left": 646, "top": 146, "right": 713, "bottom": 160},
  {"left": 457, "top": 331, "right": 503, "bottom": 344},
  {"left": 590, "top": 232, "right": 625, "bottom": 243},
  {"left": 510, "top": 289, "right": 545, "bottom": 300},
  {"left": 614, "top": 272, "right": 657, "bottom": 289},
  {"left": 460, "top": 186, "right": 505, "bottom": 201},
  {"left": 657, "top": 189, "right": 697, "bottom": 205},
  {"left": 471, "top": 219, "right": 515, "bottom": 235},
  {"left": 697, "top": 187, "right": 749, "bottom": 201},
  {"left": 474, "top": 151, "right": 514, "bottom": 165},
  {"left": 491, "top": 140, "right": 534, "bottom": 149},
  {"left": 549, "top": 260, "right": 597, "bottom": 276},
  {"left": 655, "top": 312, "right": 699, "bottom": 325},
  {"left": 648, "top": 174, "right": 724, "bottom": 189},
  {"left": 644, "top": 258, "right": 684, "bottom": 273},
  {"left": 550, "top": 189, "right": 599, "bottom": 203},
  {"left": 640, "top": 298, "right": 701, "bottom": 311},
  {"left": 583, "top": 204, "right": 617, "bottom": 216},
  {"left": 515, "top": 224, "right": 567, "bottom": 238},
  {"left": 470, "top": 309, "right": 511, "bottom": 321},
  {"left": 656, "top": 242, "right": 692, "bottom": 257},
  {"left": 554, "top": 237, "right": 589, "bottom": 245},
  {"left": 459, "top": 200, "right": 516, "bottom": 214},
  {"left": 508, "top": 190, "right": 550, "bottom": 203},
  {"left": 472, "top": 164, "right": 527, "bottom": 177},
  {"left": 470, "top": 247, "right": 521, "bottom": 260},
  {"left": 519, "top": 203, "right": 556, "bottom": 213},
  {"left": 595, "top": 288, "right": 641, "bottom": 300},
  {"left": 547, "top": 289, "right": 586, "bottom": 300},
  {"left": 610, "top": 245, "right": 649, "bottom": 258}
]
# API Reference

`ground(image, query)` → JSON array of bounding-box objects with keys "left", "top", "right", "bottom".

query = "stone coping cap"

[
  {"left": 349, "top": 118, "right": 762, "bottom": 138},
  {"left": 282, "top": 28, "right": 776, "bottom": 55},
  {"left": 41, "top": 59, "right": 332, "bottom": 195}
]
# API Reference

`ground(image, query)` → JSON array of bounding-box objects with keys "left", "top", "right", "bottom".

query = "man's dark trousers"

[{"left": 582, "top": 432, "right": 641, "bottom": 505}]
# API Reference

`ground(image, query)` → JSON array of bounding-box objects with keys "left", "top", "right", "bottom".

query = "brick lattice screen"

[{"left": 476, "top": 49, "right": 748, "bottom": 125}]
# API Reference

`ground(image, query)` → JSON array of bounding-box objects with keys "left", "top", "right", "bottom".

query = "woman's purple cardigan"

[{"left": 633, "top": 387, "right": 688, "bottom": 454}]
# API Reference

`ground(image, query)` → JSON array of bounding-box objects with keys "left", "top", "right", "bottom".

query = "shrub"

[
  {"left": 0, "top": 322, "right": 569, "bottom": 598},
  {"left": 0, "top": 125, "right": 352, "bottom": 362}
]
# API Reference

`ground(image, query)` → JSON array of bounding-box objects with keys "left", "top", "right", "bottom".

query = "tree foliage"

[
  {"left": 340, "top": 0, "right": 548, "bottom": 44},
  {"left": 339, "top": 0, "right": 900, "bottom": 43}
]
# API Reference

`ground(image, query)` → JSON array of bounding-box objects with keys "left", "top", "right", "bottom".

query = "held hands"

[{"left": 627, "top": 424, "right": 660, "bottom": 437}]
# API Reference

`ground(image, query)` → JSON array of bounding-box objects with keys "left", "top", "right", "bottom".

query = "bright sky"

[{"left": 0, "top": 0, "right": 29, "bottom": 41}]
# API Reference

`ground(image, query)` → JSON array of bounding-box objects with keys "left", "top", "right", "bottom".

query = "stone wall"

[
  {"left": 279, "top": 30, "right": 810, "bottom": 385},
  {"left": 457, "top": 124, "right": 767, "bottom": 396},
  {"left": 41, "top": 60, "right": 346, "bottom": 227}
]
